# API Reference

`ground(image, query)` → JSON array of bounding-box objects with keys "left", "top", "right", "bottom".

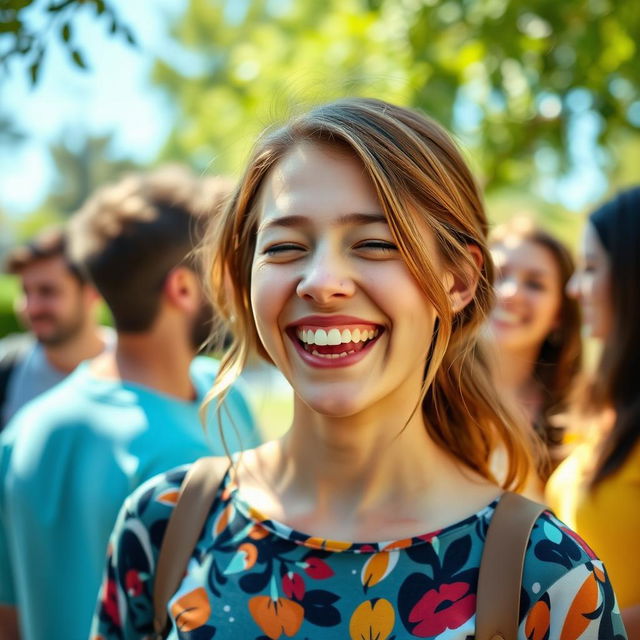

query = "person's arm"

[
  {"left": 622, "top": 605, "right": 640, "bottom": 640},
  {"left": 0, "top": 605, "right": 19, "bottom": 640}
]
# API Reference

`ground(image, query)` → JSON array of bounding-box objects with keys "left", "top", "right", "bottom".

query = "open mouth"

[
  {"left": 491, "top": 308, "right": 523, "bottom": 327},
  {"left": 287, "top": 324, "right": 384, "bottom": 360}
]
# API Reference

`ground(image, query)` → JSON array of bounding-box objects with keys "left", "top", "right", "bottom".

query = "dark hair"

[
  {"left": 5, "top": 226, "right": 87, "bottom": 285},
  {"left": 490, "top": 220, "right": 582, "bottom": 476},
  {"left": 586, "top": 186, "right": 640, "bottom": 487},
  {"left": 69, "top": 166, "right": 232, "bottom": 332}
]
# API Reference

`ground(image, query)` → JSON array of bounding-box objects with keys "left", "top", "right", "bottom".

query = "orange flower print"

[
  {"left": 560, "top": 572, "right": 599, "bottom": 640},
  {"left": 349, "top": 598, "right": 395, "bottom": 640},
  {"left": 248, "top": 577, "right": 304, "bottom": 639},
  {"left": 525, "top": 593, "right": 550, "bottom": 640},
  {"left": 223, "top": 542, "right": 258, "bottom": 575},
  {"left": 170, "top": 587, "right": 211, "bottom": 631},
  {"left": 361, "top": 551, "right": 399, "bottom": 590}
]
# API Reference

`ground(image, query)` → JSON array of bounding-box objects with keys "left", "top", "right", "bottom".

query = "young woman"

[
  {"left": 91, "top": 99, "right": 625, "bottom": 639},
  {"left": 488, "top": 221, "right": 582, "bottom": 480},
  {"left": 546, "top": 186, "right": 640, "bottom": 637}
]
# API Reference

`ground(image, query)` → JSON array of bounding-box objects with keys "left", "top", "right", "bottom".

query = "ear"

[
  {"left": 445, "top": 244, "right": 483, "bottom": 313},
  {"left": 163, "top": 266, "right": 201, "bottom": 313},
  {"left": 82, "top": 284, "right": 102, "bottom": 306}
]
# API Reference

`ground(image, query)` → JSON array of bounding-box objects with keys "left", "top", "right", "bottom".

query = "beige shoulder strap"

[
  {"left": 475, "top": 491, "right": 546, "bottom": 640},
  {"left": 152, "top": 456, "right": 230, "bottom": 638}
]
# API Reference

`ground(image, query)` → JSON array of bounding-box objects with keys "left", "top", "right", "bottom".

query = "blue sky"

[
  {"left": 0, "top": 0, "right": 186, "bottom": 216},
  {"left": 1, "top": 1, "right": 611, "bottom": 218}
]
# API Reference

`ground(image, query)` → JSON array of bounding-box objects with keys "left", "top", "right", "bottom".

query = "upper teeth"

[
  {"left": 492, "top": 309, "right": 520, "bottom": 324},
  {"left": 296, "top": 327, "right": 379, "bottom": 345}
]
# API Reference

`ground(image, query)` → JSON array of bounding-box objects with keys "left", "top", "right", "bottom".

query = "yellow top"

[{"left": 545, "top": 435, "right": 640, "bottom": 609}]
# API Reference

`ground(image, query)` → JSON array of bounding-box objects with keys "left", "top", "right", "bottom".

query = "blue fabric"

[{"left": 0, "top": 357, "right": 260, "bottom": 640}]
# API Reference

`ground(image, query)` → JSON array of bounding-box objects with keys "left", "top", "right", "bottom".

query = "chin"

[{"left": 299, "top": 390, "right": 367, "bottom": 419}]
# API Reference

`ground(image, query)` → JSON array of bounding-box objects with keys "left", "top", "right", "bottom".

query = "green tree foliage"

[
  {"left": 0, "top": 0, "right": 136, "bottom": 84},
  {"left": 42, "top": 134, "right": 140, "bottom": 216},
  {"left": 153, "top": 0, "right": 639, "bottom": 192}
]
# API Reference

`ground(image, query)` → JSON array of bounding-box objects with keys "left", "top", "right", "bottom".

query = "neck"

[
  {"left": 244, "top": 392, "right": 498, "bottom": 539},
  {"left": 90, "top": 327, "right": 196, "bottom": 401},
  {"left": 43, "top": 325, "right": 108, "bottom": 373}
]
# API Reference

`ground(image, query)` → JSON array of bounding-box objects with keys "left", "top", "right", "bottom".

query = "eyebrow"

[{"left": 258, "top": 212, "right": 388, "bottom": 233}]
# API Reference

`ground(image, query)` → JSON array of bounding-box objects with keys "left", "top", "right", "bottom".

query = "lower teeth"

[{"left": 310, "top": 349, "right": 356, "bottom": 358}]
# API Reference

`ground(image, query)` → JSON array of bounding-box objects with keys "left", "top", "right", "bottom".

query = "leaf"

[
  {"left": 302, "top": 556, "right": 334, "bottom": 579},
  {"left": 61, "top": 22, "right": 71, "bottom": 42},
  {"left": 122, "top": 26, "right": 136, "bottom": 46},
  {"left": 238, "top": 564, "right": 272, "bottom": 594},
  {"left": 28, "top": 60, "right": 40, "bottom": 85},
  {"left": 349, "top": 598, "right": 395, "bottom": 640},
  {"left": 361, "top": 551, "right": 399, "bottom": 590},
  {"left": 442, "top": 535, "right": 472, "bottom": 576},
  {"left": 0, "top": 19, "right": 22, "bottom": 34},
  {"left": 170, "top": 587, "right": 211, "bottom": 631},
  {"left": 248, "top": 595, "right": 304, "bottom": 638},
  {"left": 71, "top": 49, "right": 87, "bottom": 69},
  {"left": 301, "top": 590, "right": 341, "bottom": 626}
]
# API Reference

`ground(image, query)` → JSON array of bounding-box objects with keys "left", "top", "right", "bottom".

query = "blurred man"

[
  {"left": 0, "top": 228, "right": 113, "bottom": 428},
  {"left": 0, "top": 167, "right": 260, "bottom": 640}
]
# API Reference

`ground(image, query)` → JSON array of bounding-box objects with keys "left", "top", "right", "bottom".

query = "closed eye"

[
  {"left": 354, "top": 240, "right": 398, "bottom": 254},
  {"left": 262, "top": 243, "right": 306, "bottom": 256}
]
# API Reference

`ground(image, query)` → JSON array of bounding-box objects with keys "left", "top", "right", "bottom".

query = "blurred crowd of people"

[{"left": 0, "top": 99, "right": 637, "bottom": 640}]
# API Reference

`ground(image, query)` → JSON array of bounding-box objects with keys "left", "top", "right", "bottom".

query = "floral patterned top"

[{"left": 91, "top": 465, "right": 627, "bottom": 640}]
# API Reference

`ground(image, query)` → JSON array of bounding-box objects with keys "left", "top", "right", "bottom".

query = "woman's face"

[
  {"left": 567, "top": 222, "right": 612, "bottom": 339},
  {"left": 250, "top": 142, "right": 447, "bottom": 419},
  {"left": 489, "top": 237, "right": 563, "bottom": 354}
]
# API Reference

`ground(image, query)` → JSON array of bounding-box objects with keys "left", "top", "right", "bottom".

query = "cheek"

[{"left": 250, "top": 267, "right": 289, "bottom": 351}]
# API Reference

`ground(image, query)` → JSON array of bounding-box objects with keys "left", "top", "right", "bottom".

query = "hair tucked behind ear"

[{"left": 201, "top": 98, "right": 536, "bottom": 490}]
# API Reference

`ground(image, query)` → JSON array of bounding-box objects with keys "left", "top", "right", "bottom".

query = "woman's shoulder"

[
  {"left": 519, "top": 509, "right": 622, "bottom": 632},
  {"left": 122, "top": 457, "right": 232, "bottom": 530}
]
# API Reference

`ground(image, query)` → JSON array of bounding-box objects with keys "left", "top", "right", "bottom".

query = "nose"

[
  {"left": 296, "top": 245, "right": 356, "bottom": 305},
  {"left": 495, "top": 276, "right": 519, "bottom": 300},
  {"left": 566, "top": 271, "right": 580, "bottom": 300}
]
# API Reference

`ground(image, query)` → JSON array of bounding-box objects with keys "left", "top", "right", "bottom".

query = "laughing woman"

[
  {"left": 91, "top": 99, "right": 626, "bottom": 639},
  {"left": 488, "top": 221, "right": 582, "bottom": 483}
]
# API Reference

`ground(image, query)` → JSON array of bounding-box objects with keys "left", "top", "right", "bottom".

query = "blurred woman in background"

[
  {"left": 546, "top": 186, "right": 640, "bottom": 637},
  {"left": 488, "top": 220, "right": 582, "bottom": 482}
]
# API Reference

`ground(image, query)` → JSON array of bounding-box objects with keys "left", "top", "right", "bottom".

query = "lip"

[{"left": 285, "top": 315, "right": 384, "bottom": 369}]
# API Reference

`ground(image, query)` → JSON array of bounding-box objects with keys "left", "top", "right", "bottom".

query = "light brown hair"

[
  {"left": 203, "top": 98, "right": 535, "bottom": 489},
  {"left": 69, "top": 166, "right": 232, "bottom": 332}
]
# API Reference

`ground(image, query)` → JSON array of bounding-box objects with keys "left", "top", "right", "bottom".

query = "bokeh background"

[{"left": 2, "top": 0, "right": 639, "bottom": 337}]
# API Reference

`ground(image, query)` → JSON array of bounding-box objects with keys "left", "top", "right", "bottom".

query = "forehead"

[
  {"left": 259, "top": 142, "right": 382, "bottom": 220},
  {"left": 491, "top": 238, "right": 558, "bottom": 277},
  {"left": 20, "top": 256, "right": 75, "bottom": 287}
]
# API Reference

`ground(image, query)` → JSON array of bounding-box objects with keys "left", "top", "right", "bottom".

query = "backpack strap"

[
  {"left": 152, "top": 456, "right": 230, "bottom": 638},
  {"left": 475, "top": 491, "right": 546, "bottom": 640}
]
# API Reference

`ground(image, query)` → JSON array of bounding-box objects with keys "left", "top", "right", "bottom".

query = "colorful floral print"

[{"left": 91, "top": 465, "right": 627, "bottom": 640}]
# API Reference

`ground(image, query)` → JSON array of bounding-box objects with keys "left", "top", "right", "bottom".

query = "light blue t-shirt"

[
  {"left": 0, "top": 356, "right": 260, "bottom": 640},
  {"left": 1, "top": 328, "right": 116, "bottom": 427}
]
